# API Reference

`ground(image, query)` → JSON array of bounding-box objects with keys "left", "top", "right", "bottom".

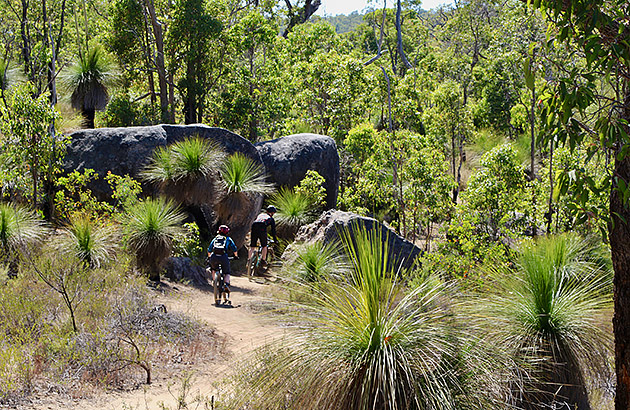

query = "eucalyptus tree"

[
  {"left": 168, "top": 0, "right": 222, "bottom": 124},
  {"left": 282, "top": 0, "right": 321, "bottom": 38},
  {"left": 217, "top": 10, "right": 285, "bottom": 141},
  {"left": 424, "top": 80, "right": 472, "bottom": 203},
  {"left": 0, "top": 84, "right": 59, "bottom": 208},
  {"left": 108, "top": 0, "right": 172, "bottom": 122}
]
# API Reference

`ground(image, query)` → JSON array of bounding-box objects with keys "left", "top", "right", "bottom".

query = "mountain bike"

[
  {"left": 210, "top": 257, "right": 235, "bottom": 307},
  {"left": 247, "top": 239, "right": 274, "bottom": 281}
]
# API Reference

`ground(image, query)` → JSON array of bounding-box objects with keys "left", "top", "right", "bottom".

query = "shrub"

[
  {"left": 172, "top": 222, "right": 203, "bottom": 259},
  {"left": 0, "top": 252, "right": 209, "bottom": 402},
  {"left": 295, "top": 170, "right": 326, "bottom": 210}
]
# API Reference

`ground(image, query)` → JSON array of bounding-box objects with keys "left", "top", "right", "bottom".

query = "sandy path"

[{"left": 32, "top": 273, "right": 283, "bottom": 410}]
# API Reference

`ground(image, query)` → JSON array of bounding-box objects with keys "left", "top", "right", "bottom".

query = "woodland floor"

[{"left": 23, "top": 270, "right": 285, "bottom": 410}]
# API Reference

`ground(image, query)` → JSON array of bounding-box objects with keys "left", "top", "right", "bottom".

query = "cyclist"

[
  {"left": 248, "top": 205, "right": 277, "bottom": 269},
  {"left": 207, "top": 225, "right": 238, "bottom": 306}
]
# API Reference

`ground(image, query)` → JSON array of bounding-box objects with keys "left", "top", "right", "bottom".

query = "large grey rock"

[
  {"left": 63, "top": 124, "right": 263, "bottom": 247},
  {"left": 255, "top": 133, "right": 340, "bottom": 209},
  {"left": 64, "top": 124, "right": 262, "bottom": 200},
  {"left": 287, "top": 210, "right": 422, "bottom": 271},
  {"left": 164, "top": 257, "right": 208, "bottom": 286}
]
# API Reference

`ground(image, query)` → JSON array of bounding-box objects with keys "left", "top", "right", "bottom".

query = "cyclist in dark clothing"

[
  {"left": 248, "top": 205, "right": 277, "bottom": 267},
  {"left": 207, "top": 225, "right": 238, "bottom": 305}
]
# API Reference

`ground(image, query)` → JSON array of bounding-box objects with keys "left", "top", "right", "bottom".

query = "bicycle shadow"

[{"left": 213, "top": 302, "right": 241, "bottom": 309}]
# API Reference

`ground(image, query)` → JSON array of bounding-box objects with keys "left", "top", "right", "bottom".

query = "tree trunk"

[
  {"left": 84, "top": 108, "right": 95, "bottom": 128},
  {"left": 518, "top": 339, "right": 591, "bottom": 410},
  {"left": 20, "top": 0, "right": 32, "bottom": 81},
  {"left": 395, "top": 0, "right": 411, "bottom": 73},
  {"left": 146, "top": 0, "right": 169, "bottom": 122},
  {"left": 612, "top": 92, "right": 630, "bottom": 410},
  {"left": 530, "top": 70, "right": 537, "bottom": 236},
  {"left": 546, "top": 137, "right": 554, "bottom": 234},
  {"left": 248, "top": 46, "right": 258, "bottom": 142}
]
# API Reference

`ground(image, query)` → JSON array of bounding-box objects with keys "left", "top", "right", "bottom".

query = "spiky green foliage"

[
  {"left": 229, "top": 228, "right": 504, "bottom": 410},
  {"left": 124, "top": 198, "right": 185, "bottom": 281},
  {"left": 0, "top": 203, "right": 44, "bottom": 252},
  {"left": 272, "top": 187, "right": 316, "bottom": 236},
  {"left": 0, "top": 203, "right": 45, "bottom": 277},
  {"left": 220, "top": 153, "right": 274, "bottom": 195},
  {"left": 141, "top": 137, "right": 225, "bottom": 206},
  {"left": 64, "top": 45, "right": 116, "bottom": 127},
  {"left": 215, "top": 153, "right": 275, "bottom": 227},
  {"left": 284, "top": 241, "right": 348, "bottom": 283},
  {"left": 478, "top": 234, "right": 613, "bottom": 408},
  {"left": 57, "top": 214, "right": 119, "bottom": 268}
]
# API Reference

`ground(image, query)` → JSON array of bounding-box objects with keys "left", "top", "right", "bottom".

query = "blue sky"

[{"left": 315, "top": 0, "right": 453, "bottom": 16}]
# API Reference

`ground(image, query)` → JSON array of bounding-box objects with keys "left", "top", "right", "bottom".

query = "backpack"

[{"left": 213, "top": 235, "right": 227, "bottom": 255}]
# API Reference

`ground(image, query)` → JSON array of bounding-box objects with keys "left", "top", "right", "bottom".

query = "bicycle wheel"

[
  {"left": 214, "top": 269, "right": 223, "bottom": 305},
  {"left": 266, "top": 243, "right": 275, "bottom": 265},
  {"left": 247, "top": 251, "right": 258, "bottom": 280}
]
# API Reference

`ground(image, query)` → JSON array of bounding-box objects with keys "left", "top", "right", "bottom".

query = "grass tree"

[
  {"left": 64, "top": 45, "right": 116, "bottom": 128},
  {"left": 215, "top": 153, "right": 274, "bottom": 243},
  {"left": 56, "top": 214, "right": 119, "bottom": 268},
  {"left": 124, "top": 198, "right": 185, "bottom": 282},
  {"left": 282, "top": 240, "right": 348, "bottom": 283},
  {"left": 142, "top": 137, "right": 225, "bottom": 206},
  {"left": 229, "top": 227, "right": 506, "bottom": 409},
  {"left": 479, "top": 234, "right": 613, "bottom": 409},
  {"left": 0, "top": 203, "right": 45, "bottom": 276},
  {"left": 272, "top": 187, "right": 316, "bottom": 239}
]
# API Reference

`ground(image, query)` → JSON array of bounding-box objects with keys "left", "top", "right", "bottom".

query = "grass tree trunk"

[
  {"left": 84, "top": 107, "right": 95, "bottom": 129},
  {"left": 519, "top": 341, "right": 591, "bottom": 410}
]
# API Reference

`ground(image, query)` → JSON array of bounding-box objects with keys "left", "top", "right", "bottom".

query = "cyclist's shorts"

[
  {"left": 250, "top": 223, "right": 268, "bottom": 247},
  {"left": 209, "top": 253, "right": 230, "bottom": 275}
]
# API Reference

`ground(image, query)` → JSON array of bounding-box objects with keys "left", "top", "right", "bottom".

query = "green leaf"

[{"left": 524, "top": 59, "right": 534, "bottom": 90}]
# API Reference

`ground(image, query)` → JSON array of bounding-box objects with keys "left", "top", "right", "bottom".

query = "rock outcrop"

[
  {"left": 64, "top": 124, "right": 262, "bottom": 200},
  {"left": 255, "top": 133, "right": 340, "bottom": 209},
  {"left": 63, "top": 124, "right": 263, "bottom": 247},
  {"left": 287, "top": 210, "right": 422, "bottom": 271},
  {"left": 164, "top": 257, "right": 208, "bottom": 286}
]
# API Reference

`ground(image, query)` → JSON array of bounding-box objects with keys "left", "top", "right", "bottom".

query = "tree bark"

[
  {"left": 146, "top": 0, "right": 169, "bottom": 122},
  {"left": 20, "top": 0, "right": 32, "bottom": 81},
  {"left": 395, "top": 0, "right": 411, "bottom": 73},
  {"left": 282, "top": 0, "right": 321, "bottom": 37},
  {"left": 612, "top": 91, "right": 630, "bottom": 410}
]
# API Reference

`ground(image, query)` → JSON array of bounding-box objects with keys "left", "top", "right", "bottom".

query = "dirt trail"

[{"left": 33, "top": 273, "right": 284, "bottom": 410}]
